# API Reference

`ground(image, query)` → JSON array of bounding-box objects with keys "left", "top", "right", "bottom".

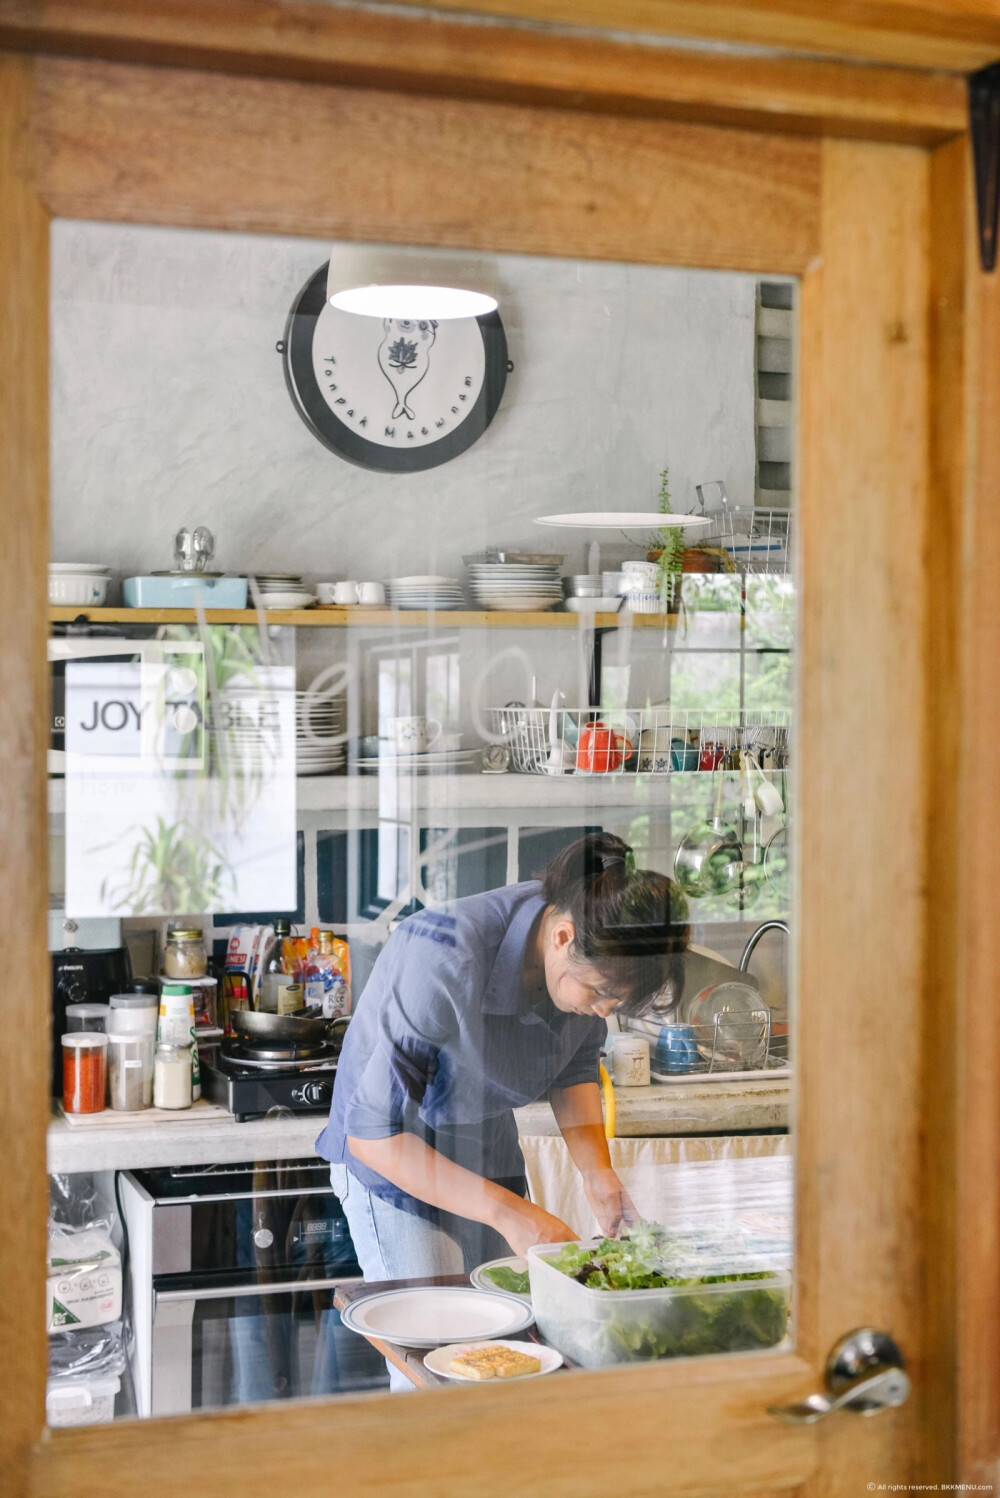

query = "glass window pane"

[{"left": 47, "top": 225, "right": 795, "bottom": 1423}]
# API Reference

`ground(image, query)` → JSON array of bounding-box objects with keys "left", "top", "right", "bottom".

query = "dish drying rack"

[
  {"left": 489, "top": 706, "right": 791, "bottom": 777},
  {"left": 632, "top": 1010, "right": 791, "bottom": 1084}
]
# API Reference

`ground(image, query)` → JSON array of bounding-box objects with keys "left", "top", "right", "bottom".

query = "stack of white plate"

[
  {"left": 296, "top": 693, "right": 346, "bottom": 776},
  {"left": 466, "top": 559, "right": 563, "bottom": 611},
  {"left": 385, "top": 576, "right": 465, "bottom": 610},
  {"left": 355, "top": 745, "right": 479, "bottom": 775},
  {"left": 251, "top": 573, "right": 317, "bottom": 609},
  {"left": 48, "top": 563, "right": 111, "bottom": 607}
]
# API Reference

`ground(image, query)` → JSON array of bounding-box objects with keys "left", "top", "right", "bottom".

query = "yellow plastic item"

[{"left": 599, "top": 1061, "right": 616, "bottom": 1140}]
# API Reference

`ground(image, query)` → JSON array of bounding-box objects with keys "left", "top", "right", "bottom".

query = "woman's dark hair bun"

[{"left": 541, "top": 833, "right": 689, "bottom": 1015}]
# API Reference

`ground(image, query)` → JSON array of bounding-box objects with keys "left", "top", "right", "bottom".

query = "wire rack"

[
  {"left": 489, "top": 706, "right": 791, "bottom": 776},
  {"left": 697, "top": 503, "right": 792, "bottom": 578},
  {"left": 632, "top": 1010, "right": 790, "bottom": 1080}
]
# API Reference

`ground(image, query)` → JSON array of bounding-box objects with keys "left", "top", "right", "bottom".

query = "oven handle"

[
  {"left": 153, "top": 1184, "right": 336, "bottom": 1205},
  {"left": 155, "top": 1275, "right": 362, "bottom": 1305}
]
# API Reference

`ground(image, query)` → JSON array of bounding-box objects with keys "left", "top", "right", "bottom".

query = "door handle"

[{"left": 768, "top": 1327, "right": 911, "bottom": 1425}]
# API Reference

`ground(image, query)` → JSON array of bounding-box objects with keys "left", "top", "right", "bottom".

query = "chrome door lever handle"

[{"left": 768, "top": 1328, "right": 911, "bottom": 1426}]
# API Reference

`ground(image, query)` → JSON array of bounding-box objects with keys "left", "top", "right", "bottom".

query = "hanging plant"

[{"left": 656, "top": 468, "right": 684, "bottom": 608}]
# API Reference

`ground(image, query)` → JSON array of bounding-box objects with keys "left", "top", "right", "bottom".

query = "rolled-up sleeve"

[
  {"left": 343, "top": 974, "right": 457, "bottom": 1142},
  {"left": 547, "top": 1023, "right": 604, "bottom": 1094}
]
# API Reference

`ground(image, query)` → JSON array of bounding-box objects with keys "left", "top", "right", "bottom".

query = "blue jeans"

[{"left": 329, "top": 1164, "right": 511, "bottom": 1391}]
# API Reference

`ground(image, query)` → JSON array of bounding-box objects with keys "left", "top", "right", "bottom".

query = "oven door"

[{"left": 150, "top": 1276, "right": 388, "bottom": 1415}]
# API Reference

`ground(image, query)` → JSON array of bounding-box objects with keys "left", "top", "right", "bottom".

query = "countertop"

[{"left": 47, "top": 1074, "right": 790, "bottom": 1174}]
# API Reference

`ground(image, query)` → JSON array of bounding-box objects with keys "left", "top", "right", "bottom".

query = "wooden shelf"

[{"left": 49, "top": 607, "right": 680, "bottom": 629}]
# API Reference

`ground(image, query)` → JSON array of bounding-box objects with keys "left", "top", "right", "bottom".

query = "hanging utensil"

[{"left": 673, "top": 764, "right": 743, "bottom": 897}]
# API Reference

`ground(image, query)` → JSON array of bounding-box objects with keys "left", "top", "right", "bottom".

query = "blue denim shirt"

[{"left": 315, "top": 882, "right": 604, "bottom": 1216}]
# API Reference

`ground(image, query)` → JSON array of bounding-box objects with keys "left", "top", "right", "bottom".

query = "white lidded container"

[
  {"left": 46, "top": 1371, "right": 121, "bottom": 1426},
  {"left": 526, "top": 1240, "right": 790, "bottom": 1369}
]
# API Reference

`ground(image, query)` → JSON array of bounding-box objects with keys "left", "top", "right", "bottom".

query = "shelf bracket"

[{"left": 970, "top": 62, "right": 1000, "bottom": 272}]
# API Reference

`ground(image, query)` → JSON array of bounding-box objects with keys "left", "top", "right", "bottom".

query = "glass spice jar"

[
  {"left": 153, "top": 1042, "right": 193, "bottom": 1110},
  {"left": 163, "top": 928, "right": 208, "bottom": 980},
  {"left": 62, "top": 1032, "right": 108, "bottom": 1114}
]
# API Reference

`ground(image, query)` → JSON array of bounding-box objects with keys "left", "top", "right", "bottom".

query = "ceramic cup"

[
  {"left": 390, "top": 716, "right": 442, "bottom": 755},
  {"left": 357, "top": 581, "right": 386, "bottom": 606},
  {"left": 332, "top": 580, "right": 359, "bottom": 605}
]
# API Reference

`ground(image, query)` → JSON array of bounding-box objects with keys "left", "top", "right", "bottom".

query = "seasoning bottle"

[
  {"left": 304, "top": 930, "right": 348, "bottom": 1019},
  {"left": 107, "top": 993, "right": 159, "bottom": 1039},
  {"left": 62, "top": 1033, "right": 108, "bottom": 1114},
  {"left": 153, "top": 1042, "right": 193, "bottom": 1110},
  {"left": 158, "top": 983, "right": 201, "bottom": 1100},
  {"left": 107, "top": 1032, "right": 154, "bottom": 1111},
  {"left": 163, "top": 928, "right": 208, "bottom": 980},
  {"left": 261, "top": 920, "right": 299, "bottom": 1013}
]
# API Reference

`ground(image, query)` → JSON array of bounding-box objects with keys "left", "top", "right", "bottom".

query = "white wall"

[{"left": 50, "top": 221, "right": 758, "bottom": 586}]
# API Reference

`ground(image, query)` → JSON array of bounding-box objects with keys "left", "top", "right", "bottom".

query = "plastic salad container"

[{"left": 526, "top": 1228, "right": 791, "bottom": 1369}]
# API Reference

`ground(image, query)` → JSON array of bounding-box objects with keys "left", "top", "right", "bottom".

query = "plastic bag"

[{"left": 48, "top": 1321, "right": 126, "bottom": 1381}]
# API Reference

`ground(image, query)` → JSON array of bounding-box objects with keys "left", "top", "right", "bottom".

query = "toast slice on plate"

[{"left": 449, "top": 1345, "right": 542, "bottom": 1380}]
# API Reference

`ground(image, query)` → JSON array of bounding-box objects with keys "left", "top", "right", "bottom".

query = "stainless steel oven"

[{"left": 118, "top": 1158, "right": 388, "bottom": 1416}]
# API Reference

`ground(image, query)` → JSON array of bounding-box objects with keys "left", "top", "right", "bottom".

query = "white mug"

[
  {"left": 611, "top": 1035, "right": 651, "bottom": 1087},
  {"left": 316, "top": 582, "right": 340, "bottom": 604},
  {"left": 390, "top": 716, "right": 442, "bottom": 755},
  {"left": 332, "top": 580, "right": 359, "bottom": 605},
  {"left": 357, "top": 581, "right": 386, "bottom": 606}
]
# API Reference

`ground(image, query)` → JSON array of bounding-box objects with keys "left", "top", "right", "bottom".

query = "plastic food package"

[
  {"left": 222, "top": 924, "right": 272, "bottom": 1024},
  {"left": 47, "top": 1320, "right": 126, "bottom": 1423},
  {"left": 46, "top": 1225, "right": 122, "bottom": 1334}
]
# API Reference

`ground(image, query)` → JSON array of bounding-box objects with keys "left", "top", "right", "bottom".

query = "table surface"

[{"left": 334, "top": 1273, "right": 559, "bottom": 1389}]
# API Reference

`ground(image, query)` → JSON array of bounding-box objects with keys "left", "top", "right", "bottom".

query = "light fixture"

[{"left": 326, "top": 247, "right": 498, "bottom": 321}]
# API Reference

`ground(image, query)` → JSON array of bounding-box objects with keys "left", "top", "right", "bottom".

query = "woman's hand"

[
  {"left": 495, "top": 1199, "right": 578, "bottom": 1258},
  {"left": 583, "top": 1168, "right": 639, "bottom": 1238}
]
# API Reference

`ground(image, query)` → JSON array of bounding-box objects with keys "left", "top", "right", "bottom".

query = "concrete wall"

[{"left": 50, "top": 221, "right": 758, "bottom": 586}]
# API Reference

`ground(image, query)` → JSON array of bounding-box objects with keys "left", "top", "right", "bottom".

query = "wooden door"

[{"left": 1, "top": 21, "right": 995, "bottom": 1495}]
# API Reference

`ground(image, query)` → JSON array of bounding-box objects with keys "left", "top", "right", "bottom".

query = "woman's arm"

[
  {"left": 346, "top": 1132, "right": 578, "bottom": 1258},
  {"left": 548, "top": 1082, "right": 639, "bottom": 1236}
]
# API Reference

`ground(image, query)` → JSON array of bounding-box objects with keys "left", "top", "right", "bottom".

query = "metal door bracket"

[
  {"left": 970, "top": 62, "right": 1000, "bottom": 272},
  {"left": 768, "top": 1327, "right": 910, "bottom": 1425}
]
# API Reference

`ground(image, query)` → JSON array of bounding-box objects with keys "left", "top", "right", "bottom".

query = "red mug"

[{"left": 576, "top": 721, "right": 632, "bottom": 774}]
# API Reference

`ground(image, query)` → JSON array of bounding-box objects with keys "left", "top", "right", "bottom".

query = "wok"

[{"left": 231, "top": 1007, "right": 347, "bottom": 1045}]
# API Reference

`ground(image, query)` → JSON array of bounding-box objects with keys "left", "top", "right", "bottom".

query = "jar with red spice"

[{"left": 61, "top": 1032, "right": 108, "bottom": 1114}]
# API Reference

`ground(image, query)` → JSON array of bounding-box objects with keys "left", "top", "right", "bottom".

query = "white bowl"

[
  {"left": 48, "top": 573, "right": 109, "bottom": 606},
  {"left": 563, "top": 596, "right": 622, "bottom": 613}
]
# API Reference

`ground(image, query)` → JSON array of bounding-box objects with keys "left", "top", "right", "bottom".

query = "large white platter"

[
  {"left": 341, "top": 1286, "right": 534, "bottom": 1348},
  {"left": 535, "top": 512, "right": 713, "bottom": 529},
  {"left": 470, "top": 1255, "right": 531, "bottom": 1303},
  {"left": 423, "top": 1340, "right": 562, "bottom": 1381}
]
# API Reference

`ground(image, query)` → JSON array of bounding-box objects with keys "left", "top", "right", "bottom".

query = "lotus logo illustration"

[{"left": 377, "top": 318, "right": 437, "bottom": 420}]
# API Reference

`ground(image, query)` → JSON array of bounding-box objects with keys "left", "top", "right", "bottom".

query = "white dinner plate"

[
  {"left": 49, "top": 562, "right": 111, "bottom": 573},
  {"left": 535, "top": 512, "right": 713, "bottom": 529},
  {"left": 341, "top": 1287, "right": 534, "bottom": 1348},
  {"left": 470, "top": 1256, "right": 531, "bottom": 1303},
  {"left": 423, "top": 1340, "right": 561, "bottom": 1382}
]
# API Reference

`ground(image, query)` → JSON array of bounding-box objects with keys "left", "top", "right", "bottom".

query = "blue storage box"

[{"left": 122, "top": 575, "right": 248, "bottom": 609}]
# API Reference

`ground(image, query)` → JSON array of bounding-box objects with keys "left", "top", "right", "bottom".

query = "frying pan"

[{"left": 231, "top": 1007, "right": 346, "bottom": 1044}]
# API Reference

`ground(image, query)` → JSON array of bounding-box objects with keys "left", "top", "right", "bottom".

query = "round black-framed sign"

[{"left": 280, "top": 263, "right": 509, "bottom": 473}]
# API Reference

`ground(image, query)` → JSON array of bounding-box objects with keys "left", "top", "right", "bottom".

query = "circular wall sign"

[{"left": 280, "top": 263, "right": 509, "bottom": 473}]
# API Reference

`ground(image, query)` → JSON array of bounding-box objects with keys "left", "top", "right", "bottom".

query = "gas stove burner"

[{"left": 221, "top": 1037, "right": 335, "bottom": 1068}]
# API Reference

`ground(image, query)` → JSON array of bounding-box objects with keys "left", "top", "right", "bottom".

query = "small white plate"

[
  {"left": 470, "top": 1255, "right": 531, "bottom": 1303},
  {"left": 535, "top": 512, "right": 712, "bottom": 529},
  {"left": 423, "top": 1340, "right": 562, "bottom": 1382},
  {"left": 340, "top": 1286, "right": 533, "bottom": 1348}
]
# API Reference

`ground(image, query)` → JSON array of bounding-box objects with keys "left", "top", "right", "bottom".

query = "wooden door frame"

[{"left": 0, "top": 20, "right": 995, "bottom": 1495}]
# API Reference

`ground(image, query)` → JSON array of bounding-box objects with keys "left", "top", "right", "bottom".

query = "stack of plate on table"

[
  {"left": 465, "top": 556, "right": 563, "bottom": 611},
  {"left": 250, "top": 573, "right": 317, "bottom": 609},
  {"left": 296, "top": 693, "right": 346, "bottom": 776},
  {"left": 385, "top": 576, "right": 465, "bottom": 610}
]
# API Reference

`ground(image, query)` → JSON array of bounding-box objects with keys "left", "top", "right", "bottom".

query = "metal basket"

[{"left": 489, "top": 706, "right": 790, "bottom": 777}]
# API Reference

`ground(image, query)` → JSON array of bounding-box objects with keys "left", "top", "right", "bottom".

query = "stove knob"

[
  {"left": 253, "top": 1228, "right": 274, "bottom": 1250},
  {"left": 292, "top": 1080, "right": 331, "bottom": 1106}
]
